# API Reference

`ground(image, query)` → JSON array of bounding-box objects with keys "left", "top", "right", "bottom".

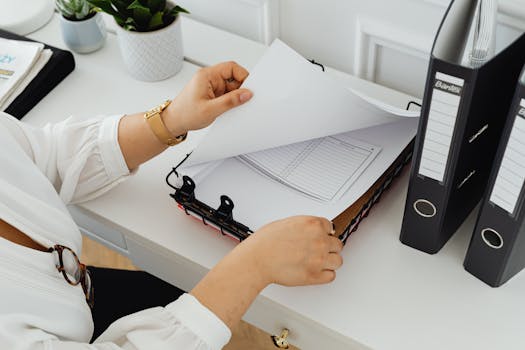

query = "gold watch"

[{"left": 144, "top": 100, "right": 187, "bottom": 146}]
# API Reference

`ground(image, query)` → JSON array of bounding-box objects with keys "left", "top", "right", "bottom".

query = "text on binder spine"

[
  {"left": 418, "top": 72, "right": 465, "bottom": 183},
  {"left": 489, "top": 99, "right": 525, "bottom": 215}
]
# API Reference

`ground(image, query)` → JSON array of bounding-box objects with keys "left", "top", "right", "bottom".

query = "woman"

[{"left": 0, "top": 61, "right": 343, "bottom": 350}]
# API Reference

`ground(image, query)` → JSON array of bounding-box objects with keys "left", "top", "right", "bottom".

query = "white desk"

[{"left": 25, "top": 14, "right": 525, "bottom": 350}]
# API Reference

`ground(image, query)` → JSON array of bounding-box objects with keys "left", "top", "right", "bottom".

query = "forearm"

[
  {"left": 190, "top": 243, "right": 268, "bottom": 330},
  {"left": 117, "top": 110, "right": 186, "bottom": 170},
  {"left": 117, "top": 62, "right": 252, "bottom": 171}
]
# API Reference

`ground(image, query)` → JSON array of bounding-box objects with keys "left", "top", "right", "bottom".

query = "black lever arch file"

[
  {"left": 463, "top": 67, "right": 525, "bottom": 287},
  {"left": 400, "top": 0, "right": 525, "bottom": 254},
  {"left": 0, "top": 29, "right": 75, "bottom": 119}
]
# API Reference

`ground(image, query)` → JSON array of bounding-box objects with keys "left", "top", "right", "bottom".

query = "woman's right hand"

[
  {"left": 240, "top": 216, "right": 344, "bottom": 287},
  {"left": 190, "top": 215, "right": 343, "bottom": 330}
]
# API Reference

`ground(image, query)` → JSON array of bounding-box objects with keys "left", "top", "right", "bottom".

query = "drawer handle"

[{"left": 271, "top": 328, "right": 290, "bottom": 349}]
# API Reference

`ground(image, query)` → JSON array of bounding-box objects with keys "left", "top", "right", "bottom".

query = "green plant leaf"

[
  {"left": 87, "top": 0, "right": 120, "bottom": 17},
  {"left": 148, "top": 11, "right": 164, "bottom": 30},
  {"left": 127, "top": 0, "right": 151, "bottom": 30},
  {"left": 123, "top": 16, "right": 137, "bottom": 30},
  {"left": 147, "top": 0, "right": 165, "bottom": 13},
  {"left": 126, "top": 0, "right": 147, "bottom": 10},
  {"left": 169, "top": 4, "right": 189, "bottom": 17},
  {"left": 114, "top": 0, "right": 134, "bottom": 16}
]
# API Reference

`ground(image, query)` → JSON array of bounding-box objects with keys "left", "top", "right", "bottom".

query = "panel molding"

[
  {"left": 230, "top": 0, "right": 280, "bottom": 44},
  {"left": 354, "top": 16, "right": 432, "bottom": 82},
  {"left": 260, "top": 0, "right": 280, "bottom": 44}
]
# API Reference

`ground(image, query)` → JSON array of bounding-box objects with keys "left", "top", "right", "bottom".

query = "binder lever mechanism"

[{"left": 166, "top": 159, "right": 253, "bottom": 242}]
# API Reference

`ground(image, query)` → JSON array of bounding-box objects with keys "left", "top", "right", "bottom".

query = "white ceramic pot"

[
  {"left": 59, "top": 12, "right": 106, "bottom": 54},
  {"left": 115, "top": 15, "right": 184, "bottom": 82}
]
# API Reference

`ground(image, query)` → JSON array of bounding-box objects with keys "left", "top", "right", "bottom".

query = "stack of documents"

[
  {"left": 176, "top": 39, "right": 419, "bottom": 233},
  {"left": 0, "top": 38, "right": 52, "bottom": 111},
  {"left": 468, "top": 0, "right": 497, "bottom": 67}
]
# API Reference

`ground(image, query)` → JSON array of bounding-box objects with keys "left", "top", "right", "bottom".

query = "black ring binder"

[
  {"left": 166, "top": 137, "right": 415, "bottom": 244},
  {"left": 166, "top": 171, "right": 253, "bottom": 242},
  {"left": 165, "top": 59, "right": 419, "bottom": 244},
  {"left": 308, "top": 59, "right": 325, "bottom": 72}
]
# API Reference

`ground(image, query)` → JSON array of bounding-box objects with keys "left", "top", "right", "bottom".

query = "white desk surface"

[{"left": 24, "top": 13, "right": 525, "bottom": 350}]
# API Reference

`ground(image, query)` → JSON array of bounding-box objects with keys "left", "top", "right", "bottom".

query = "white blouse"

[{"left": 0, "top": 112, "right": 231, "bottom": 350}]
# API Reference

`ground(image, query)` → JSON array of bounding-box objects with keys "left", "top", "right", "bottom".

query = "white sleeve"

[
  {"left": 0, "top": 113, "right": 132, "bottom": 204},
  {"left": 3, "top": 294, "right": 231, "bottom": 350},
  {"left": 94, "top": 294, "right": 231, "bottom": 350}
]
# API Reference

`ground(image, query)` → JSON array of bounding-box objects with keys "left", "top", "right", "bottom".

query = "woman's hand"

[
  {"left": 117, "top": 61, "right": 252, "bottom": 170},
  {"left": 162, "top": 61, "right": 253, "bottom": 137},
  {"left": 241, "top": 216, "right": 344, "bottom": 287},
  {"left": 190, "top": 216, "right": 343, "bottom": 330}
]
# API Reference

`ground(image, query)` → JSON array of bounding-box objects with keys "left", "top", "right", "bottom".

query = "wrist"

[
  {"left": 233, "top": 239, "right": 272, "bottom": 289},
  {"left": 190, "top": 243, "right": 268, "bottom": 329},
  {"left": 162, "top": 101, "right": 187, "bottom": 138}
]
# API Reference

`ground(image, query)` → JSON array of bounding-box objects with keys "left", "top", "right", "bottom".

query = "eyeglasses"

[{"left": 48, "top": 244, "right": 94, "bottom": 308}]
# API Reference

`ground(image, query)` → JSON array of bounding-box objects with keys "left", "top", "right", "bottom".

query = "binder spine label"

[
  {"left": 489, "top": 99, "right": 525, "bottom": 215},
  {"left": 418, "top": 72, "right": 464, "bottom": 183}
]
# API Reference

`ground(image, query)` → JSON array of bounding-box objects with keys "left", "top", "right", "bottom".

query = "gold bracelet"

[{"left": 144, "top": 100, "right": 187, "bottom": 146}]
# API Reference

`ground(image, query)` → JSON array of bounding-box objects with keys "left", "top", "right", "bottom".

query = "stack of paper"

[
  {"left": 0, "top": 38, "right": 52, "bottom": 111},
  {"left": 469, "top": 0, "right": 497, "bottom": 67}
]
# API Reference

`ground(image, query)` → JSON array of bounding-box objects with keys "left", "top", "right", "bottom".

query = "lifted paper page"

[{"left": 185, "top": 39, "right": 404, "bottom": 167}]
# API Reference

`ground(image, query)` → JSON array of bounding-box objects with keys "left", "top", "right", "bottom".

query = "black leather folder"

[{"left": 0, "top": 29, "right": 75, "bottom": 119}]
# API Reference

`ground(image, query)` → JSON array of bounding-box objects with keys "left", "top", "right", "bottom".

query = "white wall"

[{"left": 177, "top": 0, "right": 525, "bottom": 98}]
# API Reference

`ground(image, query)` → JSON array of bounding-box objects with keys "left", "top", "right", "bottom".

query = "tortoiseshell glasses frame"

[{"left": 48, "top": 244, "right": 94, "bottom": 308}]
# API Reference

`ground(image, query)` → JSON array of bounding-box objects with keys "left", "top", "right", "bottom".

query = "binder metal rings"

[
  {"left": 480, "top": 228, "right": 504, "bottom": 249},
  {"left": 413, "top": 199, "right": 437, "bottom": 218}
]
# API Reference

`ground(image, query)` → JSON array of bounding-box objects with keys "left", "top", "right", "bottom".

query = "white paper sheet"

[
  {"left": 0, "top": 49, "right": 52, "bottom": 111},
  {"left": 186, "top": 119, "right": 418, "bottom": 231},
  {"left": 0, "top": 38, "right": 44, "bottom": 106},
  {"left": 184, "top": 39, "right": 413, "bottom": 167},
  {"left": 238, "top": 135, "right": 381, "bottom": 202}
]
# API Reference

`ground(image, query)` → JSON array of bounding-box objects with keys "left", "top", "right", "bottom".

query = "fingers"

[
  {"left": 324, "top": 252, "right": 343, "bottom": 270},
  {"left": 311, "top": 216, "right": 333, "bottom": 235},
  {"left": 206, "top": 61, "right": 250, "bottom": 95},
  {"left": 316, "top": 270, "right": 336, "bottom": 284},
  {"left": 206, "top": 88, "right": 253, "bottom": 118},
  {"left": 218, "top": 61, "right": 249, "bottom": 84},
  {"left": 328, "top": 236, "right": 343, "bottom": 253}
]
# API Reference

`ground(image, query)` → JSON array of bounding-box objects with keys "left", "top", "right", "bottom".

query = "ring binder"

[
  {"left": 166, "top": 171, "right": 253, "bottom": 242},
  {"left": 165, "top": 60, "right": 420, "bottom": 244},
  {"left": 400, "top": 0, "right": 525, "bottom": 254},
  {"left": 463, "top": 68, "right": 525, "bottom": 287},
  {"left": 308, "top": 59, "right": 325, "bottom": 72},
  {"left": 166, "top": 138, "right": 415, "bottom": 244}
]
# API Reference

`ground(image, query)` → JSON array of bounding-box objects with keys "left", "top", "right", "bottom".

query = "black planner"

[
  {"left": 463, "top": 67, "right": 525, "bottom": 287},
  {"left": 0, "top": 29, "right": 75, "bottom": 119},
  {"left": 399, "top": 0, "right": 525, "bottom": 254}
]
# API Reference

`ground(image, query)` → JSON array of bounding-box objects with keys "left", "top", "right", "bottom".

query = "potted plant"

[
  {"left": 56, "top": 0, "right": 107, "bottom": 53},
  {"left": 88, "top": 0, "right": 189, "bottom": 81}
]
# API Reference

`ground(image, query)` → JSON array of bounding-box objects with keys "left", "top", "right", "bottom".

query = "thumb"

[{"left": 207, "top": 88, "right": 253, "bottom": 117}]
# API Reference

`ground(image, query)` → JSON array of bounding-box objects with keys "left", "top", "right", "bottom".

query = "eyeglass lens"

[{"left": 60, "top": 248, "right": 82, "bottom": 283}]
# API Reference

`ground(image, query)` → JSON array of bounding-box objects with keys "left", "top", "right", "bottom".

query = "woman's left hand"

[{"left": 162, "top": 61, "right": 253, "bottom": 137}]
